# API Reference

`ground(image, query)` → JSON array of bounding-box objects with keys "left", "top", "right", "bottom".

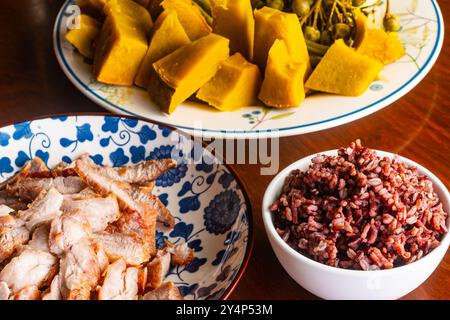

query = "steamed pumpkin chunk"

[
  {"left": 211, "top": 0, "right": 254, "bottom": 61},
  {"left": 135, "top": 9, "right": 190, "bottom": 88},
  {"left": 259, "top": 40, "right": 307, "bottom": 108},
  {"left": 104, "top": 0, "right": 153, "bottom": 32},
  {"left": 355, "top": 11, "right": 405, "bottom": 65},
  {"left": 305, "top": 40, "right": 383, "bottom": 96},
  {"left": 78, "top": 0, "right": 150, "bottom": 21},
  {"left": 254, "top": 6, "right": 309, "bottom": 71},
  {"left": 197, "top": 53, "right": 262, "bottom": 111},
  {"left": 358, "top": 31, "right": 405, "bottom": 64},
  {"left": 150, "top": 33, "right": 230, "bottom": 114},
  {"left": 93, "top": 0, "right": 151, "bottom": 86},
  {"left": 65, "top": 14, "right": 101, "bottom": 59},
  {"left": 161, "top": 0, "right": 211, "bottom": 41}
]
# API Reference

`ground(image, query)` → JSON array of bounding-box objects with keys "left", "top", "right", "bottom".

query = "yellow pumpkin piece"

[
  {"left": 254, "top": 6, "right": 309, "bottom": 71},
  {"left": 66, "top": 14, "right": 101, "bottom": 59},
  {"left": 161, "top": 0, "right": 211, "bottom": 41},
  {"left": 135, "top": 10, "right": 191, "bottom": 88},
  {"left": 104, "top": 0, "right": 153, "bottom": 33},
  {"left": 211, "top": 0, "right": 254, "bottom": 61},
  {"left": 355, "top": 12, "right": 405, "bottom": 65},
  {"left": 197, "top": 53, "right": 262, "bottom": 111},
  {"left": 258, "top": 40, "right": 307, "bottom": 108},
  {"left": 305, "top": 39, "right": 383, "bottom": 96},
  {"left": 93, "top": 2, "right": 150, "bottom": 86},
  {"left": 150, "top": 33, "right": 230, "bottom": 113}
]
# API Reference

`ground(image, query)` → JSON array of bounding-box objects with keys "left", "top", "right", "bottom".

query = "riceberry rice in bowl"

[{"left": 262, "top": 140, "right": 450, "bottom": 300}]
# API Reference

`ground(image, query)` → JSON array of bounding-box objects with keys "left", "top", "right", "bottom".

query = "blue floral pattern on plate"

[{"left": 0, "top": 115, "right": 251, "bottom": 300}]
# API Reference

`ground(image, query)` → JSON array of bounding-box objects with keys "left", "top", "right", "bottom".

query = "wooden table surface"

[{"left": 0, "top": 0, "right": 448, "bottom": 300}]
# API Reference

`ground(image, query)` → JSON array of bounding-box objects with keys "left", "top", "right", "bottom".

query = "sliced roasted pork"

[
  {"left": 94, "top": 232, "right": 150, "bottom": 266},
  {"left": 146, "top": 249, "right": 171, "bottom": 289},
  {"left": 74, "top": 158, "right": 158, "bottom": 255},
  {"left": 131, "top": 186, "right": 174, "bottom": 228},
  {"left": 97, "top": 259, "right": 139, "bottom": 300},
  {"left": 6, "top": 176, "right": 86, "bottom": 202},
  {"left": 109, "top": 209, "right": 157, "bottom": 255},
  {"left": 58, "top": 238, "right": 101, "bottom": 300},
  {"left": 27, "top": 168, "right": 77, "bottom": 179},
  {"left": 41, "top": 275, "right": 61, "bottom": 300},
  {"left": 17, "top": 188, "right": 63, "bottom": 231},
  {"left": 0, "top": 191, "right": 28, "bottom": 211},
  {"left": 0, "top": 281, "right": 10, "bottom": 300},
  {"left": 61, "top": 194, "right": 120, "bottom": 232},
  {"left": 142, "top": 281, "right": 183, "bottom": 300},
  {"left": 0, "top": 214, "right": 29, "bottom": 263},
  {"left": 28, "top": 224, "right": 50, "bottom": 252},
  {"left": 0, "top": 158, "right": 48, "bottom": 191},
  {"left": 167, "top": 242, "right": 194, "bottom": 266},
  {"left": 12, "top": 285, "right": 41, "bottom": 300},
  {"left": 74, "top": 158, "right": 143, "bottom": 212},
  {"left": 94, "top": 242, "right": 109, "bottom": 273},
  {"left": 78, "top": 154, "right": 176, "bottom": 184},
  {"left": 49, "top": 211, "right": 91, "bottom": 256},
  {"left": 0, "top": 248, "right": 57, "bottom": 294}
]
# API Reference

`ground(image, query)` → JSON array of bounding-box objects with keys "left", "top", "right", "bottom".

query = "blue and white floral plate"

[
  {"left": 0, "top": 114, "right": 253, "bottom": 300},
  {"left": 54, "top": 0, "right": 443, "bottom": 139}
]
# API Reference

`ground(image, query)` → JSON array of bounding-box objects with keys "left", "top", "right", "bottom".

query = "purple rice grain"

[{"left": 271, "top": 140, "right": 448, "bottom": 270}]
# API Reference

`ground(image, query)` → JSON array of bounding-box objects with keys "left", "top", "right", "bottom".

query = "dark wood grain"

[{"left": 0, "top": 0, "right": 448, "bottom": 300}]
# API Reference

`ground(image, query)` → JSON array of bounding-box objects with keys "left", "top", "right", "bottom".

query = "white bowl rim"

[{"left": 262, "top": 149, "right": 450, "bottom": 277}]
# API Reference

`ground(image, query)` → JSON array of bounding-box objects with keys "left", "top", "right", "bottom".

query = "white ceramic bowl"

[{"left": 262, "top": 150, "right": 450, "bottom": 300}]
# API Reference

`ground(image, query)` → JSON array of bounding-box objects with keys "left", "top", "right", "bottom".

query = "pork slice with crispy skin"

[
  {"left": 58, "top": 237, "right": 101, "bottom": 300},
  {"left": 0, "top": 158, "right": 48, "bottom": 191},
  {"left": 28, "top": 224, "right": 50, "bottom": 252},
  {"left": 167, "top": 242, "right": 194, "bottom": 266},
  {"left": 94, "top": 242, "right": 109, "bottom": 274},
  {"left": 74, "top": 158, "right": 141, "bottom": 211},
  {"left": 17, "top": 188, "right": 64, "bottom": 231},
  {"left": 61, "top": 194, "right": 121, "bottom": 232},
  {"left": 26, "top": 168, "right": 77, "bottom": 179},
  {"left": 109, "top": 208, "right": 157, "bottom": 256},
  {"left": 130, "top": 186, "right": 174, "bottom": 228},
  {"left": 0, "top": 248, "right": 57, "bottom": 294},
  {"left": 7, "top": 176, "right": 86, "bottom": 202},
  {"left": 49, "top": 211, "right": 92, "bottom": 256},
  {"left": 78, "top": 154, "right": 177, "bottom": 184},
  {"left": 12, "top": 285, "right": 41, "bottom": 300},
  {"left": 146, "top": 249, "right": 171, "bottom": 289},
  {"left": 142, "top": 281, "right": 183, "bottom": 300},
  {"left": 0, "top": 214, "right": 30, "bottom": 264},
  {"left": 0, "top": 191, "right": 28, "bottom": 211},
  {"left": 94, "top": 232, "right": 150, "bottom": 266},
  {"left": 97, "top": 259, "right": 139, "bottom": 300},
  {"left": 41, "top": 275, "right": 62, "bottom": 300},
  {"left": 74, "top": 157, "right": 157, "bottom": 255}
]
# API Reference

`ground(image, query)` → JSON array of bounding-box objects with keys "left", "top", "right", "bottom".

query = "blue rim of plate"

[
  {"left": 53, "top": 0, "right": 444, "bottom": 137},
  {"left": 0, "top": 112, "right": 255, "bottom": 300}
]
